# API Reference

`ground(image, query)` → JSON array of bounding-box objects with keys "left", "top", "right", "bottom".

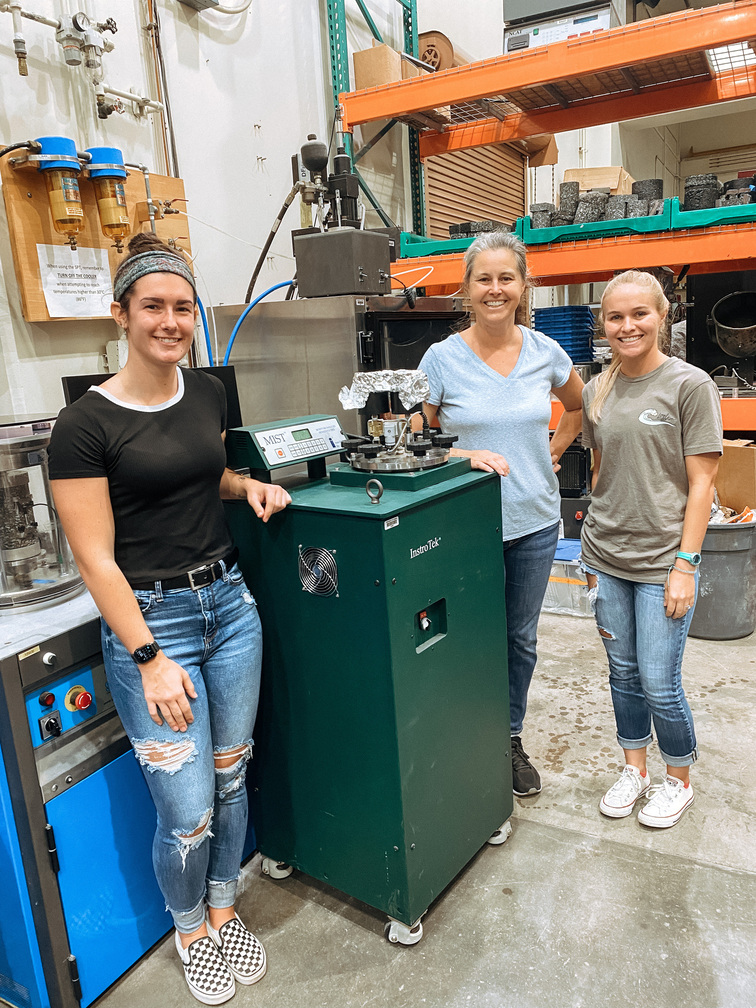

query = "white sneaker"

[
  {"left": 175, "top": 931, "right": 235, "bottom": 1005},
  {"left": 638, "top": 775, "right": 694, "bottom": 828},
  {"left": 599, "top": 765, "right": 651, "bottom": 818}
]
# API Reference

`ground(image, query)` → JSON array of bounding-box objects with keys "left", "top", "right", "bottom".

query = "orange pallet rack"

[{"left": 339, "top": 1, "right": 756, "bottom": 154}]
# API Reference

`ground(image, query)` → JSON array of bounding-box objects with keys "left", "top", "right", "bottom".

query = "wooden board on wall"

[
  {"left": 424, "top": 143, "right": 527, "bottom": 241},
  {"left": 0, "top": 154, "right": 191, "bottom": 322}
]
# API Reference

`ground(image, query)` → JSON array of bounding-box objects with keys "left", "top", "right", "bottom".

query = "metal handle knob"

[{"left": 366, "top": 479, "right": 384, "bottom": 504}]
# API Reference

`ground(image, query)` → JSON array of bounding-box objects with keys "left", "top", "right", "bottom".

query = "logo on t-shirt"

[{"left": 638, "top": 409, "right": 676, "bottom": 427}]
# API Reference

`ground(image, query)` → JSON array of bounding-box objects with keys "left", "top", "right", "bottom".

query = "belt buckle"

[{"left": 187, "top": 563, "right": 214, "bottom": 591}]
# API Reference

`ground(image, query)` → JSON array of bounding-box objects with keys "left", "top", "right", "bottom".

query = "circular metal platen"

[{"left": 349, "top": 448, "right": 450, "bottom": 472}]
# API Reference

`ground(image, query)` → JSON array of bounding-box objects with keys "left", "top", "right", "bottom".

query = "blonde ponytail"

[{"left": 588, "top": 355, "right": 623, "bottom": 424}]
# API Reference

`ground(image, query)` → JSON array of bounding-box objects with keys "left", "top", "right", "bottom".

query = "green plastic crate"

[
  {"left": 669, "top": 196, "right": 756, "bottom": 230},
  {"left": 399, "top": 232, "right": 476, "bottom": 258},
  {"left": 519, "top": 199, "right": 672, "bottom": 245}
]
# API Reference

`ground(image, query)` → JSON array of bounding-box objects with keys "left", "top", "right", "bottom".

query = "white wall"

[{"left": 616, "top": 122, "right": 680, "bottom": 199}]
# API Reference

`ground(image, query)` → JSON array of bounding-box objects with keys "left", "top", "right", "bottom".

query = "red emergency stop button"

[
  {"left": 73, "top": 690, "right": 93, "bottom": 710},
  {"left": 65, "top": 686, "right": 93, "bottom": 711}
]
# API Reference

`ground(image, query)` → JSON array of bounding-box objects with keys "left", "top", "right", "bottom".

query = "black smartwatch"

[{"left": 132, "top": 641, "right": 161, "bottom": 664}]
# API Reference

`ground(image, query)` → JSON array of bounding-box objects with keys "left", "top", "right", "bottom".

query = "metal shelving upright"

[{"left": 326, "top": 0, "right": 425, "bottom": 233}]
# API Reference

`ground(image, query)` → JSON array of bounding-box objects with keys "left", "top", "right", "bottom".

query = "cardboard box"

[
  {"left": 524, "top": 134, "right": 559, "bottom": 168},
  {"left": 715, "top": 439, "right": 756, "bottom": 513},
  {"left": 353, "top": 42, "right": 451, "bottom": 124},
  {"left": 562, "top": 166, "right": 635, "bottom": 194},
  {"left": 401, "top": 56, "right": 430, "bottom": 80},
  {"left": 353, "top": 41, "right": 402, "bottom": 90}
]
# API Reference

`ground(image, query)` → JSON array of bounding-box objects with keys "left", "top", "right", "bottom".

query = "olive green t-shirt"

[{"left": 581, "top": 357, "right": 722, "bottom": 583}]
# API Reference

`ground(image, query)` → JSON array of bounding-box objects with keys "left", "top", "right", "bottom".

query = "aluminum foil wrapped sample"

[{"left": 338, "top": 370, "right": 430, "bottom": 410}]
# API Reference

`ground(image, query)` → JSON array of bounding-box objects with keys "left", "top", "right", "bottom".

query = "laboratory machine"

[{"left": 225, "top": 382, "right": 513, "bottom": 945}]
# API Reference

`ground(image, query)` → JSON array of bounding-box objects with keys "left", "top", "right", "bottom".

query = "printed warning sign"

[{"left": 37, "top": 245, "right": 113, "bottom": 318}]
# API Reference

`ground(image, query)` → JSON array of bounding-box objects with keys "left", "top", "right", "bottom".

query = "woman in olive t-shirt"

[{"left": 580, "top": 270, "right": 721, "bottom": 830}]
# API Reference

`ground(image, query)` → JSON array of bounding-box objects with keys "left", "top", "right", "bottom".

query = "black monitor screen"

[{"left": 61, "top": 365, "right": 243, "bottom": 429}]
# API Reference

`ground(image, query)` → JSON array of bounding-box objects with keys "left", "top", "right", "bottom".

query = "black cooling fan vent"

[{"left": 298, "top": 547, "right": 338, "bottom": 597}]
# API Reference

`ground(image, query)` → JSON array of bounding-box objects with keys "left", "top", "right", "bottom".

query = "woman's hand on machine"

[
  {"left": 245, "top": 479, "right": 292, "bottom": 522},
  {"left": 141, "top": 653, "right": 198, "bottom": 731},
  {"left": 468, "top": 450, "right": 510, "bottom": 477}
]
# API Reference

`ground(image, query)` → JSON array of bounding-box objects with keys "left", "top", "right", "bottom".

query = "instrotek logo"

[{"left": 410, "top": 536, "right": 441, "bottom": 559}]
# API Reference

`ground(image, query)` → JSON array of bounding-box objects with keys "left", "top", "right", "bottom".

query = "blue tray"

[
  {"left": 535, "top": 307, "right": 594, "bottom": 317},
  {"left": 537, "top": 323, "right": 595, "bottom": 334},
  {"left": 554, "top": 538, "right": 582, "bottom": 562}
]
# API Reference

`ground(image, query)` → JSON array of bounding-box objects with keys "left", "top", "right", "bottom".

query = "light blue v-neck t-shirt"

[{"left": 419, "top": 327, "right": 572, "bottom": 539}]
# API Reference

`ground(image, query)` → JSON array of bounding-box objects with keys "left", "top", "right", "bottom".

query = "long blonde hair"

[{"left": 589, "top": 270, "right": 670, "bottom": 423}]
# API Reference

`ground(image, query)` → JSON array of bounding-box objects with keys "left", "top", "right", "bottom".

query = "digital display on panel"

[{"left": 291, "top": 428, "right": 312, "bottom": 442}]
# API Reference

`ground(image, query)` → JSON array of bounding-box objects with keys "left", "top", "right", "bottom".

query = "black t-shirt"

[{"left": 49, "top": 368, "right": 234, "bottom": 584}]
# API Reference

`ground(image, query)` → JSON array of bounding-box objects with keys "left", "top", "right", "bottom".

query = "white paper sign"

[{"left": 37, "top": 244, "right": 113, "bottom": 318}]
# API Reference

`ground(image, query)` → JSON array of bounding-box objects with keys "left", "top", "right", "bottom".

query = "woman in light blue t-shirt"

[{"left": 419, "top": 231, "right": 584, "bottom": 798}]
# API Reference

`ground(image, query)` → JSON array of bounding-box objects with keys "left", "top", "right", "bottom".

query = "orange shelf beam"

[
  {"left": 391, "top": 224, "right": 756, "bottom": 291},
  {"left": 418, "top": 67, "right": 756, "bottom": 158},
  {"left": 340, "top": 1, "right": 756, "bottom": 131},
  {"left": 551, "top": 399, "right": 755, "bottom": 431}
]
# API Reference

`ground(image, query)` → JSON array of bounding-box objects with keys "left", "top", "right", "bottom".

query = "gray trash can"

[{"left": 688, "top": 520, "right": 756, "bottom": 640}]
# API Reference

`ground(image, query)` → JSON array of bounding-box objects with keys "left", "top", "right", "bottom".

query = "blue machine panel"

[
  {"left": 44, "top": 750, "right": 171, "bottom": 1008},
  {"left": 0, "top": 746, "right": 46, "bottom": 1008},
  {"left": 26, "top": 665, "right": 99, "bottom": 748}
]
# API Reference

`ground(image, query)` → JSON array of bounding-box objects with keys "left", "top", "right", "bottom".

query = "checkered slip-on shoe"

[
  {"left": 174, "top": 931, "right": 235, "bottom": 1005},
  {"left": 207, "top": 913, "right": 267, "bottom": 985}
]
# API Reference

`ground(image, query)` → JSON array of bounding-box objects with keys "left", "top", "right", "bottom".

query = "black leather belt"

[{"left": 131, "top": 547, "right": 239, "bottom": 592}]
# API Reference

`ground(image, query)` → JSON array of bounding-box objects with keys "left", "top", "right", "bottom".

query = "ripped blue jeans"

[
  {"left": 102, "top": 563, "right": 262, "bottom": 933},
  {"left": 583, "top": 563, "right": 698, "bottom": 768}
]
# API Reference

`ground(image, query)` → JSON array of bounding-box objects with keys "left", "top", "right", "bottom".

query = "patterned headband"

[{"left": 113, "top": 249, "right": 197, "bottom": 303}]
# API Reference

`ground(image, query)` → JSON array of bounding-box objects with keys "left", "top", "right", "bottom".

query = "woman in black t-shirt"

[{"left": 50, "top": 233, "right": 289, "bottom": 1005}]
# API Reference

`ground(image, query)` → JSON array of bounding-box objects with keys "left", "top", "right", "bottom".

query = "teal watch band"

[{"left": 676, "top": 551, "right": 701, "bottom": 566}]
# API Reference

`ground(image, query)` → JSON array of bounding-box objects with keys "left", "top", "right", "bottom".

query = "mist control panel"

[{"left": 225, "top": 415, "right": 345, "bottom": 478}]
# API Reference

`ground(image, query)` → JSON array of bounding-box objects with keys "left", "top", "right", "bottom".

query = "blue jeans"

[
  {"left": 583, "top": 564, "right": 698, "bottom": 767},
  {"left": 102, "top": 563, "right": 262, "bottom": 934},
  {"left": 503, "top": 521, "right": 560, "bottom": 735}
]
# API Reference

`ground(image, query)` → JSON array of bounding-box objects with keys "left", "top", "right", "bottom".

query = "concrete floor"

[{"left": 98, "top": 613, "right": 756, "bottom": 1008}]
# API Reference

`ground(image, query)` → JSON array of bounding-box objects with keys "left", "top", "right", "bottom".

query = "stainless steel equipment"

[
  {"left": 687, "top": 271, "right": 756, "bottom": 401},
  {"left": 294, "top": 228, "right": 391, "bottom": 297},
  {"left": 0, "top": 417, "right": 82, "bottom": 609},
  {"left": 212, "top": 295, "right": 466, "bottom": 434}
]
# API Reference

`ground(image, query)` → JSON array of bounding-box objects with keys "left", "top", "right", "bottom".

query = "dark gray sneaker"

[{"left": 511, "top": 736, "right": 542, "bottom": 796}]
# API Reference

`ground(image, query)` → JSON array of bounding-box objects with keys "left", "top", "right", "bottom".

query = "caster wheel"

[
  {"left": 487, "top": 820, "right": 513, "bottom": 845},
  {"left": 385, "top": 918, "right": 423, "bottom": 946},
  {"left": 261, "top": 857, "right": 293, "bottom": 879}
]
